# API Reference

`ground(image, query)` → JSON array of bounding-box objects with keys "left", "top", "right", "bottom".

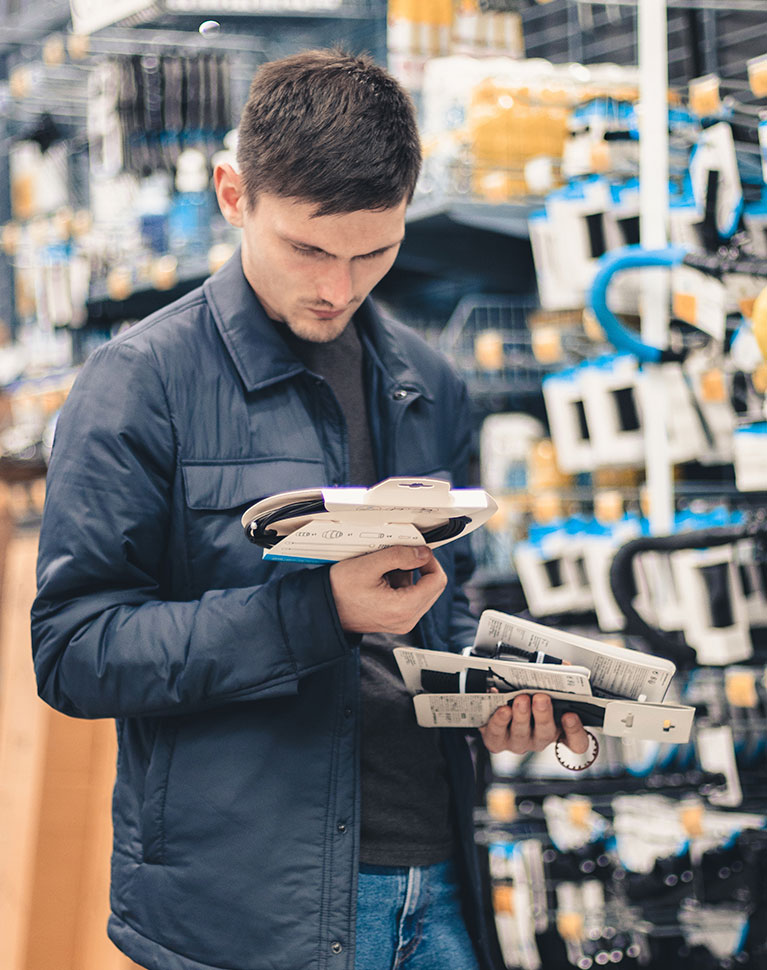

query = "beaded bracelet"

[{"left": 554, "top": 729, "right": 600, "bottom": 771}]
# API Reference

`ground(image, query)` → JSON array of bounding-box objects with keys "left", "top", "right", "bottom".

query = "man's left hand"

[{"left": 479, "top": 692, "right": 589, "bottom": 755}]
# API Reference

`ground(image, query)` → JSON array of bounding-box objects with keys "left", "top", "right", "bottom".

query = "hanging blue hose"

[{"left": 588, "top": 244, "right": 689, "bottom": 363}]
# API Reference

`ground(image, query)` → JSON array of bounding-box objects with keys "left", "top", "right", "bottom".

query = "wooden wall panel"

[
  {"left": 0, "top": 530, "right": 50, "bottom": 970},
  {"left": 0, "top": 523, "right": 141, "bottom": 970}
]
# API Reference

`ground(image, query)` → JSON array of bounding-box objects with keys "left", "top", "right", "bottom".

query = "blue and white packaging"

[
  {"left": 734, "top": 423, "right": 767, "bottom": 492},
  {"left": 670, "top": 544, "right": 752, "bottom": 666},
  {"left": 689, "top": 122, "right": 743, "bottom": 239},
  {"left": 513, "top": 521, "right": 594, "bottom": 617},
  {"left": 542, "top": 367, "right": 597, "bottom": 473}
]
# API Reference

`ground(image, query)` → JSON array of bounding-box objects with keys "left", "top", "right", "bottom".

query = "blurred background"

[{"left": 3, "top": 1, "right": 767, "bottom": 968}]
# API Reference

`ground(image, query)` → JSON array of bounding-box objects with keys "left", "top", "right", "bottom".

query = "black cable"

[
  {"left": 244, "top": 499, "right": 472, "bottom": 549},
  {"left": 245, "top": 498, "right": 326, "bottom": 547},
  {"left": 608, "top": 524, "right": 762, "bottom": 668}
]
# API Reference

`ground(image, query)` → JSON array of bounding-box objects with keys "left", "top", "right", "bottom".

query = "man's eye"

[{"left": 292, "top": 246, "right": 321, "bottom": 258}]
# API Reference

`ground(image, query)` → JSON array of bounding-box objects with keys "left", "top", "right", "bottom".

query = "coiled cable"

[{"left": 244, "top": 498, "right": 472, "bottom": 550}]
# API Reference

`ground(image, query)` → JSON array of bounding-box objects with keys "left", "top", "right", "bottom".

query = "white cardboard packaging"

[
  {"left": 542, "top": 370, "right": 596, "bottom": 473},
  {"left": 669, "top": 546, "right": 753, "bottom": 665},
  {"left": 514, "top": 534, "right": 594, "bottom": 617},
  {"left": 241, "top": 476, "right": 497, "bottom": 563},
  {"left": 395, "top": 651, "right": 694, "bottom": 742},
  {"left": 734, "top": 424, "right": 767, "bottom": 492},
  {"left": 581, "top": 356, "right": 645, "bottom": 468}
]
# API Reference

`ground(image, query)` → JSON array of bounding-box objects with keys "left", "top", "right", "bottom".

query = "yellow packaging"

[
  {"left": 747, "top": 54, "right": 767, "bottom": 98},
  {"left": 672, "top": 290, "right": 698, "bottom": 327},
  {"left": 699, "top": 368, "right": 727, "bottom": 404},
  {"left": 531, "top": 491, "right": 563, "bottom": 524},
  {"left": 725, "top": 670, "right": 758, "bottom": 709},
  {"left": 528, "top": 439, "right": 571, "bottom": 492},
  {"left": 567, "top": 796, "right": 592, "bottom": 829},
  {"left": 151, "top": 255, "right": 179, "bottom": 291},
  {"left": 679, "top": 802, "right": 704, "bottom": 838},
  {"left": 557, "top": 912, "right": 584, "bottom": 943},
  {"left": 486, "top": 785, "right": 516, "bottom": 822},
  {"left": 493, "top": 885, "right": 515, "bottom": 914},
  {"left": 531, "top": 326, "right": 563, "bottom": 364},
  {"left": 689, "top": 74, "right": 721, "bottom": 117},
  {"left": 106, "top": 266, "right": 133, "bottom": 303},
  {"left": 474, "top": 330, "right": 505, "bottom": 371},
  {"left": 594, "top": 489, "right": 624, "bottom": 524}
]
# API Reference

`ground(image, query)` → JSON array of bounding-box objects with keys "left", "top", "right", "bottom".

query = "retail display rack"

[{"left": 416, "top": 3, "right": 767, "bottom": 969}]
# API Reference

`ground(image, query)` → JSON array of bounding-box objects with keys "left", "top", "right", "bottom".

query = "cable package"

[{"left": 241, "top": 476, "right": 498, "bottom": 564}]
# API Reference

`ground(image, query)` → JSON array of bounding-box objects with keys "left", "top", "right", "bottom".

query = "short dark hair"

[{"left": 236, "top": 49, "right": 421, "bottom": 216}]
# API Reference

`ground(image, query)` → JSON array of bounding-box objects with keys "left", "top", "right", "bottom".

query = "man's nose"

[{"left": 317, "top": 261, "right": 354, "bottom": 308}]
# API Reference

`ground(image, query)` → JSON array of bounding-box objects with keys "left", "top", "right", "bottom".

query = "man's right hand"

[{"left": 329, "top": 545, "right": 447, "bottom": 635}]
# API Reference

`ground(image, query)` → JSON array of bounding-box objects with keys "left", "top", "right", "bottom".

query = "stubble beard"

[{"left": 283, "top": 307, "right": 356, "bottom": 343}]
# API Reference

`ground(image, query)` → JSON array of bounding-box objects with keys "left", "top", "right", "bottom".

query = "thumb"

[{"left": 359, "top": 544, "right": 431, "bottom": 574}]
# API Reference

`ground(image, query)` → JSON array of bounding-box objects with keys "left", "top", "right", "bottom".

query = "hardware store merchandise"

[{"left": 4, "top": 0, "right": 767, "bottom": 968}]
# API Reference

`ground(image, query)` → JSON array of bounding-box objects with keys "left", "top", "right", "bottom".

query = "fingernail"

[
  {"left": 562, "top": 714, "right": 577, "bottom": 729},
  {"left": 412, "top": 546, "right": 429, "bottom": 561},
  {"left": 515, "top": 696, "right": 530, "bottom": 713},
  {"left": 533, "top": 695, "right": 549, "bottom": 711}
]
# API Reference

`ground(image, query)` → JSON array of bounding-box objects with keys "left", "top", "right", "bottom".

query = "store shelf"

[
  {"left": 69, "top": 0, "right": 383, "bottom": 36},
  {"left": 85, "top": 254, "right": 212, "bottom": 324},
  {"left": 577, "top": 0, "right": 766, "bottom": 10},
  {"left": 0, "top": 0, "right": 72, "bottom": 56},
  {"left": 407, "top": 196, "right": 537, "bottom": 240},
  {"left": 161, "top": 0, "right": 382, "bottom": 19}
]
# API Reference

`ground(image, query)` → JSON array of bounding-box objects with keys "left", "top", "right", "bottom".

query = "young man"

[{"left": 32, "top": 50, "right": 586, "bottom": 970}]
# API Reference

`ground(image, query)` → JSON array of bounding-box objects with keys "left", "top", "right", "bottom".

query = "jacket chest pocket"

[{"left": 180, "top": 458, "right": 327, "bottom": 594}]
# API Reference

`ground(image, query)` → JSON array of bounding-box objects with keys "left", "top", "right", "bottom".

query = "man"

[{"left": 32, "top": 49, "right": 587, "bottom": 970}]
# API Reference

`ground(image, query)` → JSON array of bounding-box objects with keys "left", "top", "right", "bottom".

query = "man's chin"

[{"left": 284, "top": 309, "right": 355, "bottom": 343}]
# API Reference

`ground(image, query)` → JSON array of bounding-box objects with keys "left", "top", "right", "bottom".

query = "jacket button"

[
  {"left": 337, "top": 822, "right": 347, "bottom": 833},
  {"left": 331, "top": 941, "right": 343, "bottom": 955},
  {"left": 344, "top": 707, "right": 353, "bottom": 718},
  {"left": 392, "top": 388, "right": 408, "bottom": 400}
]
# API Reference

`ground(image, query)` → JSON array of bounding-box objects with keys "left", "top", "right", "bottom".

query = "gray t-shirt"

[{"left": 274, "top": 318, "right": 454, "bottom": 866}]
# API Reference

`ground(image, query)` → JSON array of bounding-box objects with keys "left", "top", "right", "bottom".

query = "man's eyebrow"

[{"left": 281, "top": 234, "right": 405, "bottom": 258}]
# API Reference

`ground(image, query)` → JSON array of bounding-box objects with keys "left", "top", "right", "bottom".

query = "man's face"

[{"left": 238, "top": 191, "right": 407, "bottom": 342}]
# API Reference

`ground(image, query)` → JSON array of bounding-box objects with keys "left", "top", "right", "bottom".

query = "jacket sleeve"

[
  {"left": 445, "top": 379, "right": 481, "bottom": 653},
  {"left": 31, "top": 340, "right": 352, "bottom": 720}
]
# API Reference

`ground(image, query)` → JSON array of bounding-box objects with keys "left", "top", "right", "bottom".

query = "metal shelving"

[
  {"left": 522, "top": 0, "right": 767, "bottom": 91},
  {"left": 406, "top": 197, "right": 536, "bottom": 240}
]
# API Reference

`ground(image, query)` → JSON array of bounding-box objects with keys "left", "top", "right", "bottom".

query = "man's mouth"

[{"left": 307, "top": 307, "right": 347, "bottom": 320}]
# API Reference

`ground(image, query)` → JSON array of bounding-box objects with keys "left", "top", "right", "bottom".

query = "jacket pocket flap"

[{"left": 182, "top": 459, "right": 326, "bottom": 511}]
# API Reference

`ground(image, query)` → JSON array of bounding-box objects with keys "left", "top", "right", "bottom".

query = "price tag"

[
  {"left": 689, "top": 74, "right": 721, "bottom": 117},
  {"left": 748, "top": 54, "right": 767, "bottom": 98},
  {"left": 531, "top": 325, "right": 563, "bottom": 364},
  {"left": 699, "top": 368, "right": 727, "bottom": 404},
  {"left": 567, "top": 797, "right": 592, "bottom": 830},
  {"left": 557, "top": 912, "right": 584, "bottom": 943},
  {"left": 679, "top": 801, "right": 704, "bottom": 838},
  {"left": 725, "top": 669, "right": 758, "bottom": 708},
  {"left": 493, "top": 884, "right": 515, "bottom": 914},
  {"left": 486, "top": 785, "right": 516, "bottom": 822}
]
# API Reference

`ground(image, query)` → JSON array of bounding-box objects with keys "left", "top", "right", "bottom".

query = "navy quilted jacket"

[{"left": 31, "top": 252, "right": 495, "bottom": 970}]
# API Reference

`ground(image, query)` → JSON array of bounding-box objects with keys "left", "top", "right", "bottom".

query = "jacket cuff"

[{"left": 275, "top": 565, "right": 356, "bottom": 675}]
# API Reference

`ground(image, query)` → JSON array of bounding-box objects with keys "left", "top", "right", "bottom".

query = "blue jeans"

[{"left": 354, "top": 859, "right": 480, "bottom": 970}]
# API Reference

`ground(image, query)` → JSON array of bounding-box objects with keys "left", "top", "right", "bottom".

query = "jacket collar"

[{"left": 203, "top": 248, "right": 431, "bottom": 400}]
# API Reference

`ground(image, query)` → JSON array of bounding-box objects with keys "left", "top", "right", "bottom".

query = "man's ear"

[{"left": 214, "top": 163, "right": 245, "bottom": 228}]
